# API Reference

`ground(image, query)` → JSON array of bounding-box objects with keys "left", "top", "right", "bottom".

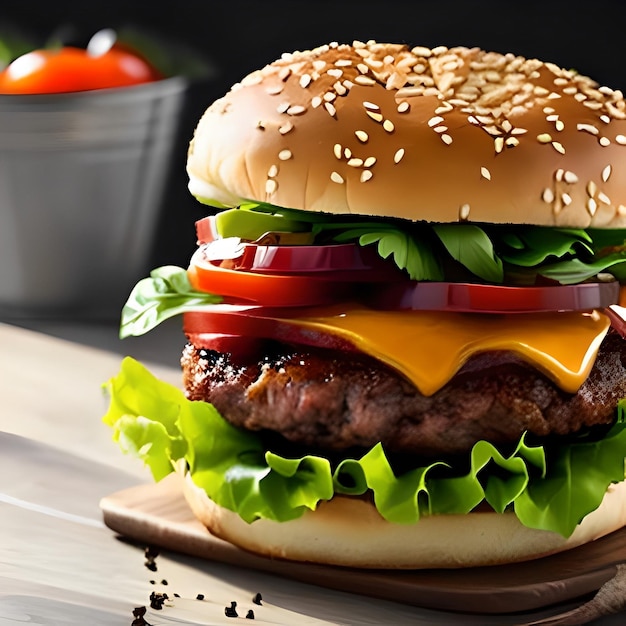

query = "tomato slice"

[
  {"left": 198, "top": 239, "right": 401, "bottom": 279},
  {"left": 195, "top": 216, "right": 402, "bottom": 279},
  {"left": 188, "top": 247, "right": 382, "bottom": 306},
  {"left": 183, "top": 308, "right": 357, "bottom": 352},
  {"left": 366, "top": 280, "right": 620, "bottom": 313}
]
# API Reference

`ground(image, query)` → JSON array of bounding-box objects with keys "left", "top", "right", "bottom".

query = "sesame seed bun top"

[{"left": 186, "top": 40, "right": 626, "bottom": 228}]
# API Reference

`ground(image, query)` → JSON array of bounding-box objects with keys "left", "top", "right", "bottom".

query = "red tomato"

[
  {"left": 0, "top": 46, "right": 162, "bottom": 94},
  {"left": 188, "top": 248, "right": 362, "bottom": 307}
]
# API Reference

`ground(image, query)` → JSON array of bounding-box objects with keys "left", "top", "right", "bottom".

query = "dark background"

[{"left": 2, "top": 0, "right": 626, "bottom": 269}]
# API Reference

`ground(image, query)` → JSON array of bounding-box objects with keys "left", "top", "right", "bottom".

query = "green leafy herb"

[
  {"left": 334, "top": 228, "right": 443, "bottom": 281},
  {"left": 496, "top": 227, "right": 593, "bottom": 267},
  {"left": 119, "top": 266, "right": 221, "bottom": 339},
  {"left": 433, "top": 224, "right": 503, "bottom": 282},
  {"left": 103, "top": 358, "right": 626, "bottom": 537}
]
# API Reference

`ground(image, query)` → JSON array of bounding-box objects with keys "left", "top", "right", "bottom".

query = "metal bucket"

[{"left": 0, "top": 76, "right": 188, "bottom": 320}]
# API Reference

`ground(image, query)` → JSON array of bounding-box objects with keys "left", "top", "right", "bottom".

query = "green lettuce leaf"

[
  {"left": 103, "top": 358, "right": 626, "bottom": 537},
  {"left": 119, "top": 266, "right": 222, "bottom": 338}
]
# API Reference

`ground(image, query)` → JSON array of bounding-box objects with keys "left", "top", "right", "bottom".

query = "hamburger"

[{"left": 103, "top": 40, "right": 626, "bottom": 569}]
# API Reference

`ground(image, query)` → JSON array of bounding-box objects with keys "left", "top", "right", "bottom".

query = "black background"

[{"left": 2, "top": 0, "right": 626, "bottom": 268}]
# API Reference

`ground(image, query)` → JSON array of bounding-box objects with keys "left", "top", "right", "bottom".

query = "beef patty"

[{"left": 181, "top": 331, "right": 626, "bottom": 457}]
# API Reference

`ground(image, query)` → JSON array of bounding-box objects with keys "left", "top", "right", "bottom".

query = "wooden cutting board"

[{"left": 100, "top": 474, "right": 626, "bottom": 616}]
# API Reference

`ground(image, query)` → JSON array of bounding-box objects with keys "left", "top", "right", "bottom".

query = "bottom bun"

[{"left": 181, "top": 470, "right": 626, "bottom": 569}]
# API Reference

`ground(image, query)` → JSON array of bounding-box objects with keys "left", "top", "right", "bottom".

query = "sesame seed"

[
  {"left": 354, "top": 75, "right": 376, "bottom": 86},
  {"left": 357, "top": 63, "right": 369, "bottom": 74},
  {"left": 278, "top": 122, "right": 294, "bottom": 135},
  {"left": 552, "top": 141, "right": 565, "bottom": 154},
  {"left": 266, "top": 85, "right": 284, "bottom": 95},
  {"left": 555, "top": 169, "right": 564, "bottom": 182},
  {"left": 278, "top": 150, "right": 292, "bottom": 161},
  {"left": 587, "top": 198, "right": 598, "bottom": 216},
  {"left": 501, "top": 119, "right": 513, "bottom": 133},
  {"left": 587, "top": 181, "right": 597, "bottom": 197},
  {"left": 599, "top": 136, "right": 611, "bottom": 147},
  {"left": 563, "top": 171, "right": 578, "bottom": 184},
  {"left": 363, "top": 156, "right": 377, "bottom": 167},
  {"left": 615, "top": 134, "right": 626, "bottom": 145},
  {"left": 323, "top": 91, "right": 336, "bottom": 102},
  {"left": 561, "top": 193, "right": 572, "bottom": 206},
  {"left": 355, "top": 130, "right": 369, "bottom": 142},
  {"left": 537, "top": 133, "right": 553, "bottom": 143},
  {"left": 511, "top": 128, "right": 528, "bottom": 135},
  {"left": 383, "top": 119, "right": 395, "bottom": 133},
  {"left": 459, "top": 204, "right": 471, "bottom": 220},
  {"left": 335, "top": 59, "right": 353, "bottom": 67},
  {"left": 618, "top": 205, "right": 626, "bottom": 216},
  {"left": 330, "top": 171, "right": 344, "bottom": 184},
  {"left": 287, "top": 105, "right": 306, "bottom": 116},
  {"left": 542, "top": 188, "right": 555, "bottom": 203},
  {"left": 367, "top": 111, "right": 384, "bottom": 122},
  {"left": 481, "top": 166, "right": 491, "bottom": 180},
  {"left": 505, "top": 137, "right": 520, "bottom": 147},
  {"left": 435, "top": 102, "right": 454, "bottom": 115},
  {"left": 411, "top": 46, "right": 432, "bottom": 57},
  {"left": 344, "top": 147, "right": 352, "bottom": 158},
  {"left": 277, "top": 102, "right": 290, "bottom": 114},
  {"left": 334, "top": 81, "right": 347, "bottom": 96},
  {"left": 428, "top": 116, "right": 445, "bottom": 127},
  {"left": 333, "top": 144, "right": 342, "bottom": 159},
  {"left": 577, "top": 123, "right": 599, "bottom": 135},
  {"left": 494, "top": 136, "right": 504, "bottom": 153},
  {"left": 555, "top": 120, "right": 565, "bottom": 131},
  {"left": 363, "top": 101, "right": 380, "bottom": 111},
  {"left": 299, "top": 74, "right": 312, "bottom": 88},
  {"left": 265, "top": 179, "right": 278, "bottom": 194},
  {"left": 311, "top": 96, "right": 322, "bottom": 108},
  {"left": 441, "top": 133, "right": 453, "bottom": 145},
  {"left": 600, "top": 114, "right": 611, "bottom": 124},
  {"left": 433, "top": 125, "right": 448, "bottom": 133},
  {"left": 324, "top": 102, "right": 337, "bottom": 117},
  {"left": 267, "top": 164, "right": 278, "bottom": 178},
  {"left": 602, "top": 165, "right": 612, "bottom": 182},
  {"left": 598, "top": 191, "right": 611, "bottom": 205},
  {"left": 347, "top": 158, "right": 364, "bottom": 167},
  {"left": 583, "top": 100, "right": 603, "bottom": 110},
  {"left": 312, "top": 60, "right": 326, "bottom": 72},
  {"left": 360, "top": 170, "right": 373, "bottom": 183},
  {"left": 394, "top": 148, "right": 405, "bottom": 163},
  {"left": 327, "top": 68, "right": 343, "bottom": 79},
  {"left": 397, "top": 101, "right": 410, "bottom": 113}
]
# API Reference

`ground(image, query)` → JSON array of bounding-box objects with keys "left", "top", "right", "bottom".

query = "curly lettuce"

[{"left": 103, "top": 357, "right": 626, "bottom": 538}]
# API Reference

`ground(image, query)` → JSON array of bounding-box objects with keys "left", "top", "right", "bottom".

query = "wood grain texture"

[{"left": 101, "top": 474, "right": 626, "bottom": 615}]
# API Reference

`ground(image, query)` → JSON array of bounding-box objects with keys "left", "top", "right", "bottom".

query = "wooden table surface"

[{"left": 1, "top": 320, "right": 623, "bottom": 625}]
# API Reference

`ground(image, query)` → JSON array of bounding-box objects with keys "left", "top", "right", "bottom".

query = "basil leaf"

[
  {"left": 433, "top": 224, "right": 504, "bottom": 282},
  {"left": 538, "top": 252, "right": 626, "bottom": 284},
  {"left": 120, "top": 266, "right": 221, "bottom": 338},
  {"left": 498, "top": 227, "right": 593, "bottom": 267},
  {"left": 335, "top": 228, "right": 443, "bottom": 280}
]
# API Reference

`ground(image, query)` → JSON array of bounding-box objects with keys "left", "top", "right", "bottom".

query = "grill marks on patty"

[{"left": 181, "top": 332, "right": 626, "bottom": 457}]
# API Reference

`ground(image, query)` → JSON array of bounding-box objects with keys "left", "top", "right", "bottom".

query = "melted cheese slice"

[{"left": 279, "top": 305, "right": 610, "bottom": 396}]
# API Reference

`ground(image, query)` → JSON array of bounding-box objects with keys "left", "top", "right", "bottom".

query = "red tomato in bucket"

[{"left": 0, "top": 46, "right": 162, "bottom": 94}]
